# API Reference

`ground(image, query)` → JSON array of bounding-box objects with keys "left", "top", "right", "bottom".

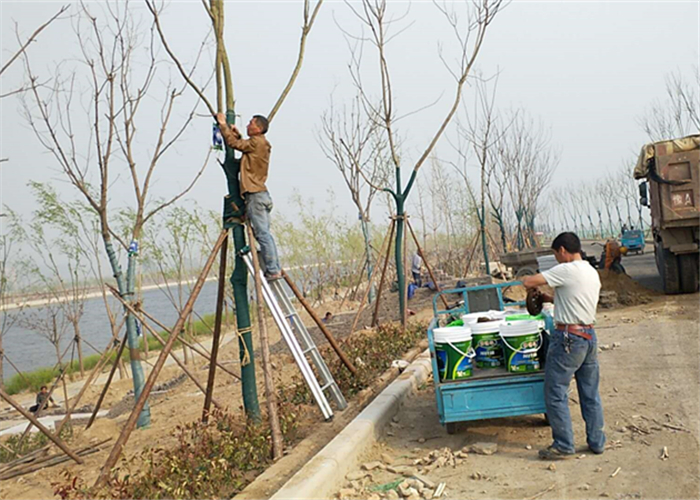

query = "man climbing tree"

[{"left": 216, "top": 113, "right": 282, "bottom": 279}]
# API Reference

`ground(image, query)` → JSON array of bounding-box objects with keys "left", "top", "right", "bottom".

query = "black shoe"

[
  {"left": 588, "top": 445, "right": 604, "bottom": 455},
  {"left": 538, "top": 445, "right": 575, "bottom": 460}
]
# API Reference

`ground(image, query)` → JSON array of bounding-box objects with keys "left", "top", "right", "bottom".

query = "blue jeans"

[
  {"left": 246, "top": 191, "right": 281, "bottom": 275},
  {"left": 544, "top": 328, "right": 606, "bottom": 453}
]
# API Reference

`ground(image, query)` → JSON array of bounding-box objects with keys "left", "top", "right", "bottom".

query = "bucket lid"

[
  {"left": 462, "top": 310, "right": 507, "bottom": 324},
  {"left": 434, "top": 325, "right": 472, "bottom": 343},
  {"left": 470, "top": 319, "right": 505, "bottom": 334},
  {"left": 499, "top": 320, "right": 541, "bottom": 337}
]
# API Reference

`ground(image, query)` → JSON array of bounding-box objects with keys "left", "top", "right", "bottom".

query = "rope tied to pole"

[{"left": 236, "top": 326, "right": 252, "bottom": 365}]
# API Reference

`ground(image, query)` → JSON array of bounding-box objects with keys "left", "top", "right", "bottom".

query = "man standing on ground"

[
  {"left": 522, "top": 232, "right": 606, "bottom": 459},
  {"left": 216, "top": 113, "right": 282, "bottom": 279},
  {"left": 411, "top": 251, "right": 422, "bottom": 288}
]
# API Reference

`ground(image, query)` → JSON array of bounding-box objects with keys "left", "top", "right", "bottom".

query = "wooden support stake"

[
  {"left": 462, "top": 230, "right": 482, "bottom": 277},
  {"left": 203, "top": 231, "right": 228, "bottom": 423},
  {"left": 339, "top": 257, "right": 368, "bottom": 311},
  {"left": 107, "top": 287, "right": 224, "bottom": 409},
  {"left": 0, "top": 387, "right": 82, "bottom": 464},
  {"left": 349, "top": 222, "right": 395, "bottom": 335},
  {"left": 406, "top": 217, "right": 449, "bottom": 308},
  {"left": 246, "top": 224, "right": 283, "bottom": 460},
  {"left": 136, "top": 306, "right": 240, "bottom": 381},
  {"left": 86, "top": 331, "right": 129, "bottom": 430},
  {"left": 95, "top": 228, "right": 228, "bottom": 488},
  {"left": 371, "top": 219, "right": 396, "bottom": 327},
  {"left": 282, "top": 269, "right": 357, "bottom": 375}
]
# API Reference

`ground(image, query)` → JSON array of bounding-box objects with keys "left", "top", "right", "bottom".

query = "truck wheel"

[
  {"left": 516, "top": 267, "right": 536, "bottom": 279},
  {"left": 678, "top": 254, "right": 699, "bottom": 293},
  {"left": 658, "top": 246, "right": 681, "bottom": 294}
]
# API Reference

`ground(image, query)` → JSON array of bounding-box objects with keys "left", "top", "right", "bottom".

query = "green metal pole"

[
  {"left": 395, "top": 197, "right": 405, "bottom": 324},
  {"left": 221, "top": 109, "right": 260, "bottom": 422}
]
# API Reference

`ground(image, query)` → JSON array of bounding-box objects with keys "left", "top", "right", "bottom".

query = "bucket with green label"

[
  {"left": 499, "top": 320, "right": 542, "bottom": 373},
  {"left": 470, "top": 320, "right": 505, "bottom": 368},
  {"left": 433, "top": 326, "right": 475, "bottom": 381}
]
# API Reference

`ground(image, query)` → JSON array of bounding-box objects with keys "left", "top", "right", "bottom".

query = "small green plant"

[{"left": 52, "top": 404, "right": 301, "bottom": 500}]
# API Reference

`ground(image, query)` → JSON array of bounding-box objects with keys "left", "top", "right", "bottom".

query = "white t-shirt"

[
  {"left": 411, "top": 254, "right": 422, "bottom": 274},
  {"left": 541, "top": 260, "right": 601, "bottom": 325}
]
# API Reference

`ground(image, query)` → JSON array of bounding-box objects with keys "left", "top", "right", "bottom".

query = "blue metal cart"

[{"left": 428, "top": 281, "right": 551, "bottom": 434}]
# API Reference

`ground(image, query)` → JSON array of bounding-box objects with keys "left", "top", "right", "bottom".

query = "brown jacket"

[{"left": 223, "top": 133, "right": 271, "bottom": 195}]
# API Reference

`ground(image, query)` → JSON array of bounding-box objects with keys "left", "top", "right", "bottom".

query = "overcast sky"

[{"left": 1, "top": 0, "right": 698, "bottom": 235}]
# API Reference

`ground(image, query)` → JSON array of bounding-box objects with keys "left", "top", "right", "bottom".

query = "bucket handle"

[
  {"left": 501, "top": 331, "right": 543, "bottom": 354},
  {"left": 447, "top": 341, "right": 476, "bottom": 360}
]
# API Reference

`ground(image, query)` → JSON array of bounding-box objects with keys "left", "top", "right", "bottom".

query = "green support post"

[{"left": 221, "top": 109, "right": 261, "bottom": 423}]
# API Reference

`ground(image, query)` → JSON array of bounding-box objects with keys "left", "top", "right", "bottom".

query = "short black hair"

[
  {"left": 551, "top": 232, "right": 582, "bottom": 254},
  {"left": 253, "top": 115, "right": 269, "bottom": 134},
  {"left": 40, "top": 385, "right": 48, "bottom": 390}
]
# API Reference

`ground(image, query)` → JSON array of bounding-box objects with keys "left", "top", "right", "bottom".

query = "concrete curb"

[{"left": 270, "top": 349, "right": 433, "bottom": 500}]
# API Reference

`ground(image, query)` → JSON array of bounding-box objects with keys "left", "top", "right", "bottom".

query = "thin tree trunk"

[{"left": 73, "top": 323, "right": 84, "bottom": 378}]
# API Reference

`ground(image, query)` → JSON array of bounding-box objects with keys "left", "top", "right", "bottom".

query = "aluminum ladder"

[{"left": 240, "top": 250, "right": 347, "bottom": 420}]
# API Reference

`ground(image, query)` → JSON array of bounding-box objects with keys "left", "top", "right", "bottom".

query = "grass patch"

[
  {"left": 0, "top": 426, "right": 73, "bottom": 463},
  {"left": 4, "top": 311, "right": 236, "bottom": 396}
]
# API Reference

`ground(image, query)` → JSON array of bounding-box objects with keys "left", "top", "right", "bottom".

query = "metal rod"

[
  {"left": 95, "top": 228, "right": 228, "bottom": 488},
  {"left": 0, "top": 387, "right": 83, "bottom": 464},
  {"left": 406, "top": 217, "right": 449, "bottom": 308},
  {"left": 282, "top": 269, "right": 357, "bottom": 375},
  {"left": 372, "top": 219, "right": 396, "bottom": 327},
  {"left": 202, "top": 232, "right": 228, "bottom": 423}
]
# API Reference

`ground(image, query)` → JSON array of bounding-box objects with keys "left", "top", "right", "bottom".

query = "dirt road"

[{"left": 335, "top": 272, "right": 699, "bottom": 499}]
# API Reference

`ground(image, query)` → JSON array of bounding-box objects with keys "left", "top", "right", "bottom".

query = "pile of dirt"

[{"left": 598, "top": 270, "right": 657, "bottom": 307}]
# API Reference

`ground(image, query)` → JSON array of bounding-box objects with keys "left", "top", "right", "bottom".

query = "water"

[{"left": 2, "top": 281, "right": 222, "bottom": 380}]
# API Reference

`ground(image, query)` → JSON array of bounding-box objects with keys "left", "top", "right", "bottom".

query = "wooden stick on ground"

[
  {"left": 0, "top": 387, "right": 83, "bottom": 464},
  {"left": 246, "top": 223, "right": 283, "bottom": 460},
  {"left": 107, "top": 286, "right": 224, "bottom": 409},
  {"left": 371, "top": 219, "right": 396, "bottom": 327},
  {"left": 95, "top": 228, "right": 228, "bottom": 488},
  {"left": 203, "top": 231, "right": 229, "bottom": 423},
  {"left": 282, "top": 269, "right": 357, "bottom": 375},
  {"left": 406, "top": 217, "right": 449, "bottom": 308},
  {"left": 349, "top": 221, "right": 395, "bottom": 335}
]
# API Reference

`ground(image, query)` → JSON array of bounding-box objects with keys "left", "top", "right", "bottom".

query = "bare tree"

[
  {"left": 21, "top": 0, "right": 209, "bottom": 428},
  {"left": 0, "top": 228, "right": 25, "bottom": 390},
  {"left": 319, "top": 94, "right": 390, "bottom": 303},
  {"left": 639, "top": 67, "right": 700, "bottom": 142},
  {"left": 500, "top": 111, "right": 557, "bottom": 249},
  {"left": 343, "top": 0, "right": 506, "bottom": 320}
]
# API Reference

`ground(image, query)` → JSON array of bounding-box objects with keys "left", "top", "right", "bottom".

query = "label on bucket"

[
  {"left": 505, "top": 334, "right": 541, "bottom": 373},
  {"left": 435, "top": 340, "right": 473, "bottom": 381},
  {"left": 473, "top": 334, "right": 503, "bottom": 368}
]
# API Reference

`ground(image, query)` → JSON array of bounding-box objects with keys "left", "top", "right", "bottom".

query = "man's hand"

[{"left": 215, "top": 112, "right": 227, "bottom": 129}]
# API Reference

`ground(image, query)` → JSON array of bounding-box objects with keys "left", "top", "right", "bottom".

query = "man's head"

[
  {"left": 40, "top": 385, "right": 48, "bottom": 393},
  {"left": 324, "top": 312, "right": 332, "bottom": 320},
  {"left": 551, "top": 232, "right": 582, "bottom": 263},
  {"left": 247, "top": 115, "right": 269, "bottom": 136}
]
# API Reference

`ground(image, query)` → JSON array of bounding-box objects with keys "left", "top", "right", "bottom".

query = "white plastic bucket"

[
  {"left": 499, "top": 320, "right": 543, "bottom": 373},
  {"left": 433, "top": 326, "right": 475, "bottom": 380}
]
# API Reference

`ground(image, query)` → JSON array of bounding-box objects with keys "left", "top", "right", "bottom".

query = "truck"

[{"left": 634, "top": 134, "right": 700, "bottom": 294}]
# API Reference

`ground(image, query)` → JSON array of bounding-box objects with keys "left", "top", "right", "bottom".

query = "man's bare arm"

[{"left": 521, "top": 273, "right": 548, "bottom": 289}]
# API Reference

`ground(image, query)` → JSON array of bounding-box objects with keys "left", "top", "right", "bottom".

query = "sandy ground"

[{"left": 335, "top": 292, "right": 700, "bottom": 500}]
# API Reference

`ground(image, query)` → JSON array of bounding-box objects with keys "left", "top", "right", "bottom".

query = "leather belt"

[{"left": 555, "top": 323, "right": 594, "bottom": 340}]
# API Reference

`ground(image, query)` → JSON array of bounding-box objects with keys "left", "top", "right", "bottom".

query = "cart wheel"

[
  {"left": 542, "top": 413, "right": 550, "bottom": 426},
  {"left": 446, "top": 422, "right": 458, "bottom": 435}
]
